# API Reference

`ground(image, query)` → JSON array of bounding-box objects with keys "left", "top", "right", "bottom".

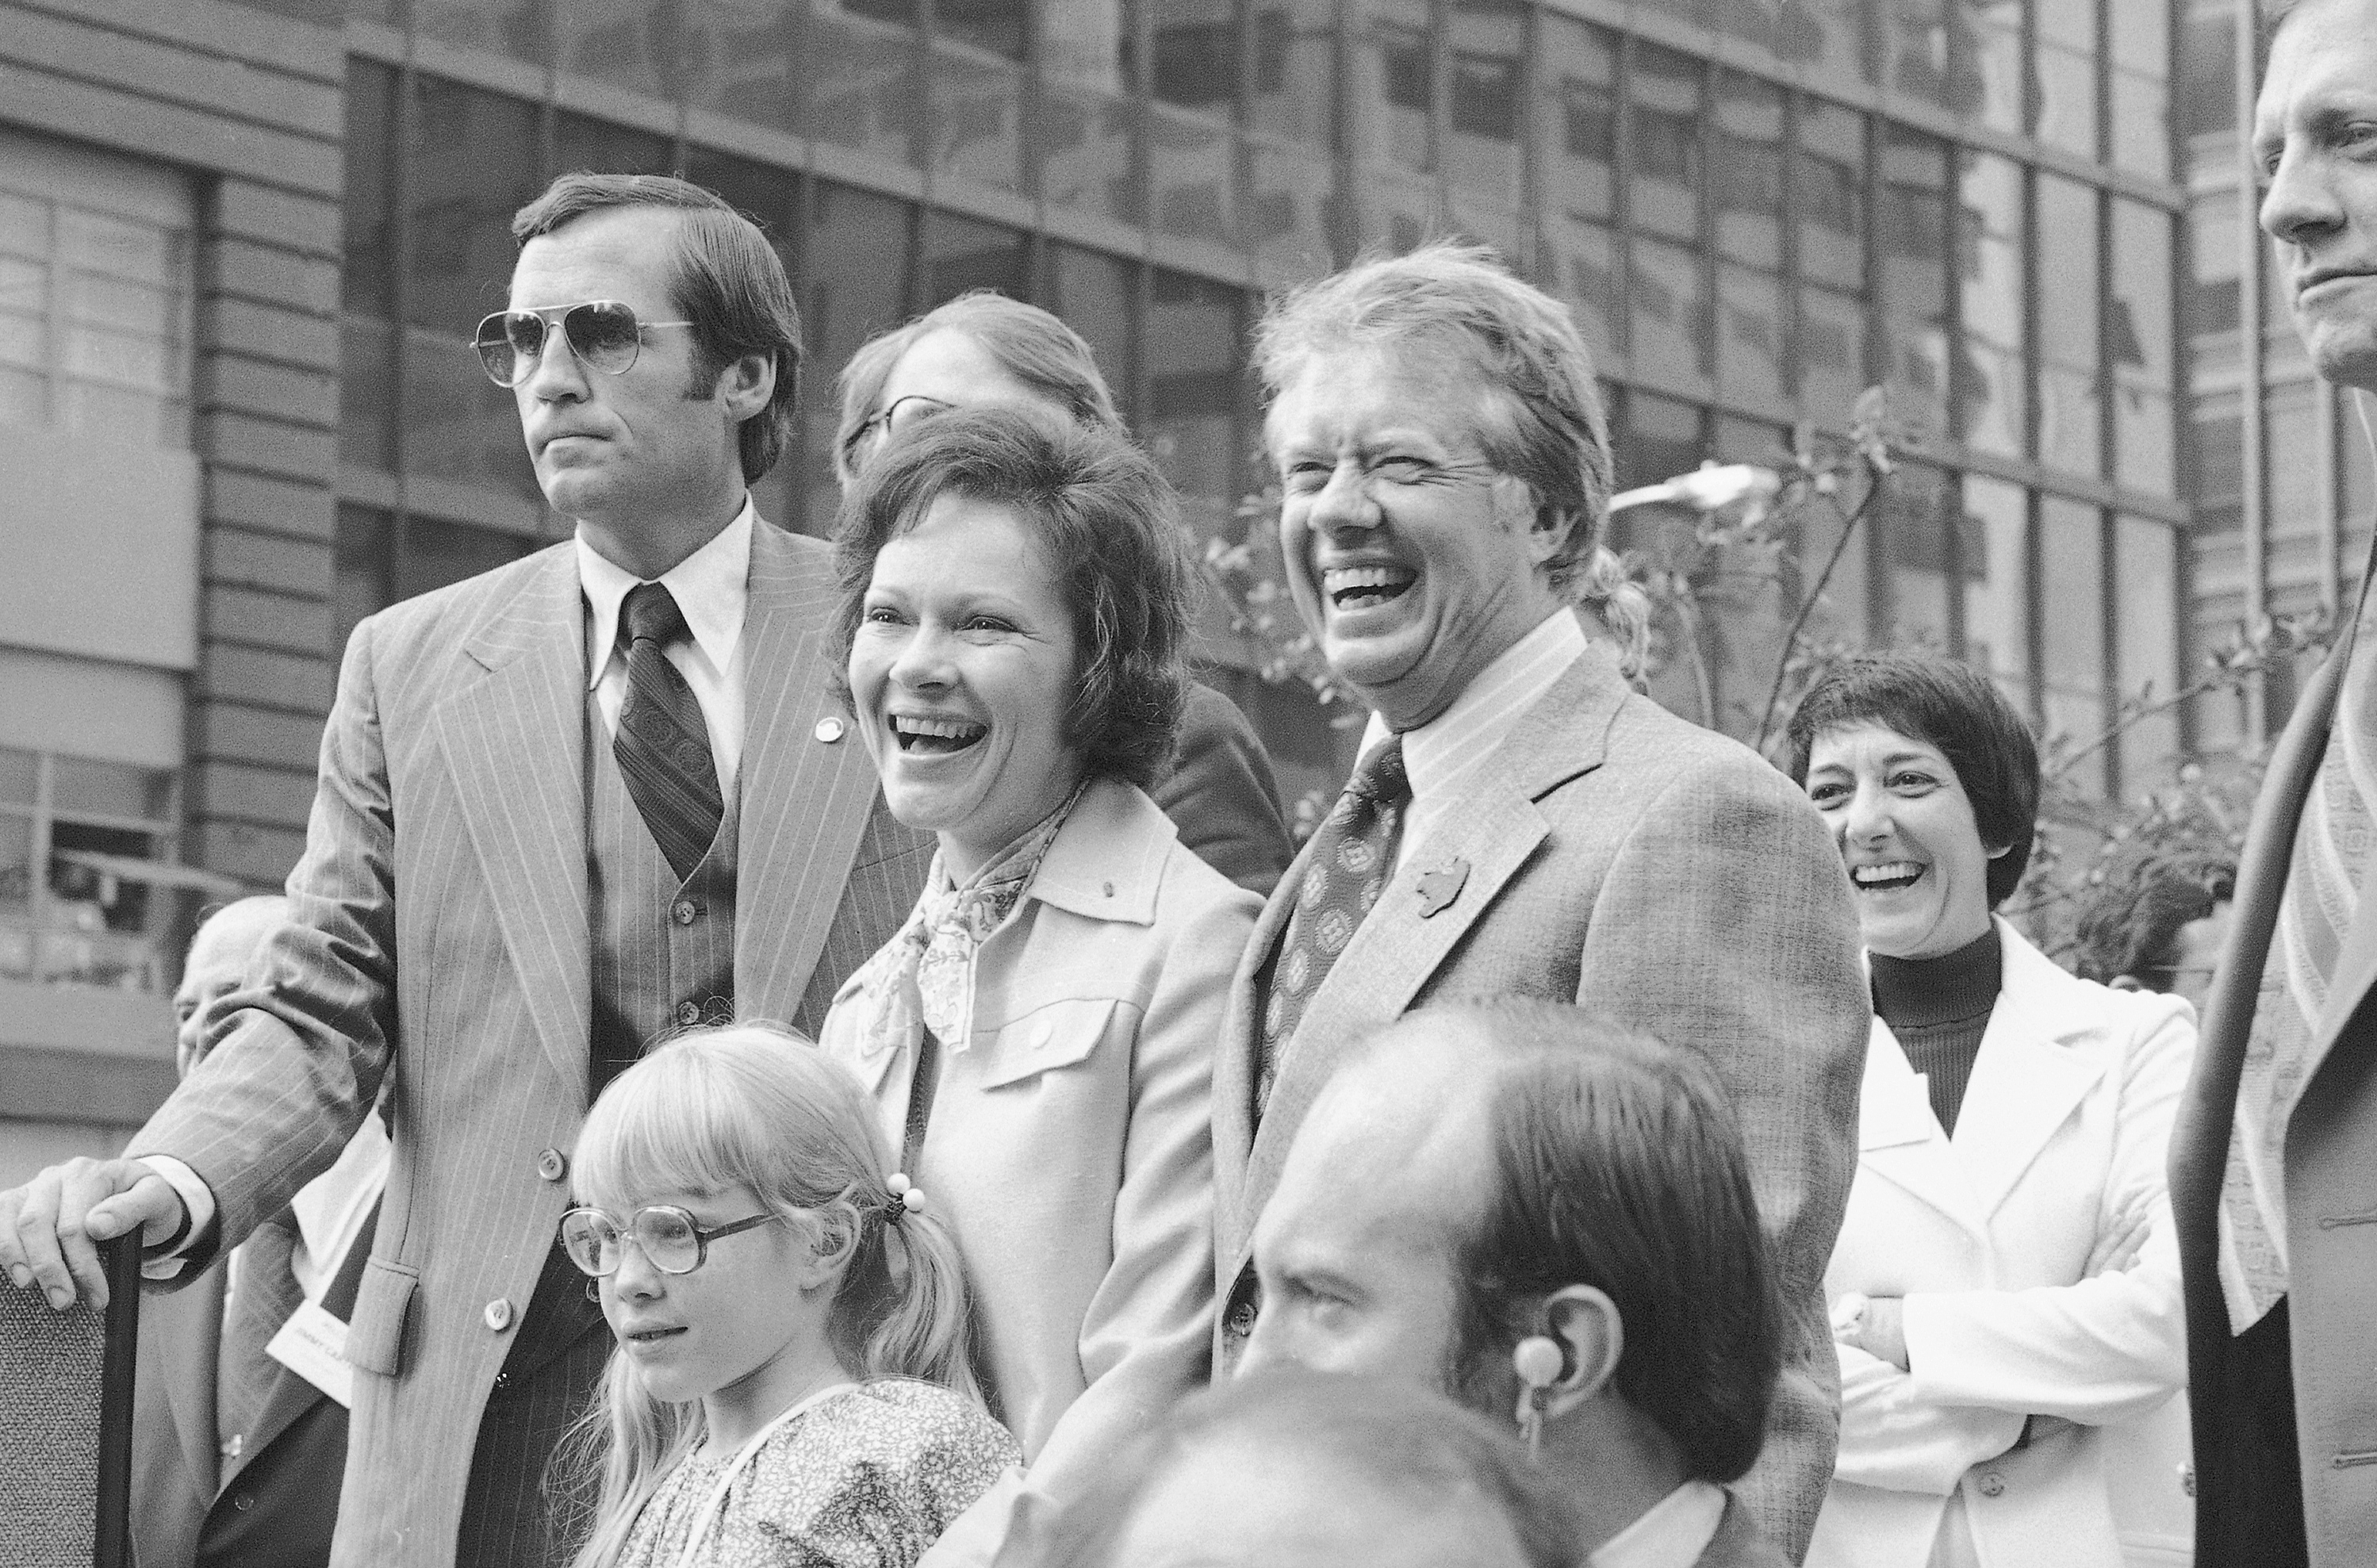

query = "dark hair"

[
  {"left": 832, "top": 404, "right": 1193, "bottom": 788},
  {"left": 1041, "top": 1370, "right": 1578, "bottom": 1568},
  {"left": 512, "top": 172, "right": 802, "bottom": 485},
  {"left": 2072, "top": 852, "right": 2237, "bottom": 986},
  {"left": 834, "top": 293, "right": 1124, "bottom": 485},
  {"left": 1432, "top": 999, "right": 1782, "bottom": 1486},
  {"left": 1785, "top": 652, "right": 2042, "bottom": 907}
]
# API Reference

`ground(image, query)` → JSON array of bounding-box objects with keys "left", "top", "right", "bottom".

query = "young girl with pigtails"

[{"left": 556, "top": 1022, "right": 1018, "bottom": 1568}]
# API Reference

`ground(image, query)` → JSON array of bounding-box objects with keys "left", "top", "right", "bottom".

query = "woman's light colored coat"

[
  {"left": 821, "top": 776, "right": 1259, "bottom": 1561},
  {"left": 1807, "top": 921, "right": 2193, "bottom": 1568}
]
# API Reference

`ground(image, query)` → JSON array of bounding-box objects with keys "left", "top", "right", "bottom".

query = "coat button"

[
  {"left": 1226, "top": 1298, "right": 1259, "bottom": 1339},
  {"left": 484, "top": 1298, "right": 514, "bottom": 1332},
  {"left": 1977, "top": 1471, "right": 2006, "bottom": 1498},
  {"left": 814, "top": 715, "right": 845, "bottom": 744},
  {"left": 673, "top": 899, "right": 700, "bottom": 926},
  {"left": 232, "top": 1492, "right": 255, "bottom": 1512},
  {"left": 535, "top": 1148, "right": 567, "bottom": 1182},
  {"left": 676, "top": 999, "right": 700, "bottom": 1026}
]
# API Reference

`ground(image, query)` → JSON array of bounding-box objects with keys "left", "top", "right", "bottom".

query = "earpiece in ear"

[{"left": 1512, "top": 1335, "right": 1566, "bottom": 1459}]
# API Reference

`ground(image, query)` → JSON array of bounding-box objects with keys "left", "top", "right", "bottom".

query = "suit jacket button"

[
  {"left": 673, "top": 899, "right": 700, "bottom": 925},
  {"left": 814, "top": 715, "right": 846, "bottom": 743},
  {"left": 1226, "top": 1299, "right": 1259, "bottom": 1339},
  {"left": 232, "top": 1492, "right": 255, "bottom": 1512},
  {"left": 535, "top": 1148, "right": 568, "bottom": 1182},
  {"left": 1977, "top": 1471, "right": 2006, "bottom": 1498},
  {"left": 676, "top": 999, "right": 700, "bottom": 1026},
  {"left": 484, "top": 1298, "right": 514, "bottom": 1332}
]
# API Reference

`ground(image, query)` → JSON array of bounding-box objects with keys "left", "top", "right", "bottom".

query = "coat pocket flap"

[
  {"left": 345, "top": 1254, "right": 417, "bottom": 1376},
  {"left": 975, "top": 997, "right": 1120, "bottom": 1089}
]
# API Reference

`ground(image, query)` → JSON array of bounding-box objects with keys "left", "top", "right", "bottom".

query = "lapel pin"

[
  {"left": 814, "top": 715, "right": 846, "bottom": 744},
  {"left": 1415, "top": 858, "right": 1470, "bottom": 918}
]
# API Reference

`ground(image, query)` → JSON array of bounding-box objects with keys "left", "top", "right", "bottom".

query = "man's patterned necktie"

[
  {"left": 1256, "top": 736, "right": 1410, "bottom": 1115},
  {"left": 216, "top": 1217, "right": 301, "bottom": 1467},
  {"left": 2225, "top": 599, "right": 2377, "bottom": 1331},
  {"left": 615, "top": 581, "right": 723, "bottom": 882}
]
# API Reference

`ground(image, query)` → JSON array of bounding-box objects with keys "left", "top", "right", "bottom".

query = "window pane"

[
  {"left": 941, "top": 0, "right": 1027, "bottom": 59},
  {"left": 1793, "top": 98, "right": 1866, "bottom": 292},
  {"left": 1878, "top": 125, "right": 1950, "bottom": 437},
  {"left": 1953, "top": 149, "right": 2026, "bottom": 458},
  {"left": 1357, "top": 167, "right": 1439, "bottom": 255},
  {"left": 1146, "top": 268, "right": 1244, "bottom": 510},
  {"left": 405, "top": 324, "right": 540, "bottom": 500},
  {"left": 553, "top": 2, "right": 673, "bottom": 97},
  {"left": 2111, "top": 200, "right": 2176, "bottom": 495},
  {"left": 2112, "top": 69, "right": 2170, "bottom": 178},
  {"left": 1543, "top": 17, "right": 1617, "bottom": 225},
  {"left": 1045, "top": 243, "right": 1136, "bottom": 413},
  {"left": 2038, "top": 174, "right": 2102, "bottom": 477},
  {"left": 1717, "top": 263, "right": 1785, "bottom": 406},
  {"left": 921, "top": 211, "right": 1026, "bottom": 305},
  {"left": 550, "top": 113, "right": 674, "bottom": 178},
  {"left": 1353, "top": 0, "right": 1433, "bottom": 174},
  {"left": 1446, "top": 0, "right": 1527, "bottom": 213},
  {"left": 0, "top": 812, "right": 28, "bottom": 980},
  {"left": 0, "top": 748, "right": 33, "bottom": 804},
  {"left": 407, "top": 79, "right": 540, "bottom": 335},
  {"left": 2115, "top": 514, "right": 2180, "bottom": 782},
  {"left": 343, "top": 59, "right": 399, "bottom": 319},
  {"left": 803, "top": 183, "right": 913, "bottom": 521},
  {"left": 2035, "top": 0, "right": 2099, "bottom": 157},
  {"left": 1792, "top": 0, "right": 1870, "bottom": 86},
  {"left": 1148, "top": 106, "right": 1239, "bottom": 247},
  {"left": 811, "top": 2, "right": 918, "bottom": 166},
  {"left": 51, "top": 757, "right": 174, "bottom": 824},
  {"left": 1880, "top": 0, "right": 1955, "bottom": 110},
  {"left": 1959, "top": 0, "right": 2023, "bottom": 135},
  {"left": 683, "top": 0, "right": 803, "bottom": 134},
  {"left": 682, "top": 150, "right": 803, "bottom": 279},
  {"left": 1616, "top": 389, "right": 1706, "bottom": 498},
  {"left": 1154, "top": 0, "right": 1236, "bottom": 111},
  {"left": 1881, "top": 460, "right": 1955, "bottom": 650},
  {"left": 335, "top": 504, "right": 393, "bottom": 652},
  {"left": 2040, "top": 496, "right": 2107, "bottom": 794},
  {"left": 932, "top": 46, "right": 1026, "bottom": 192},
  {"left": 1250, "top": 0, "right": 1336, "bottom": 146},
  {"left": 1627, "top": 43, "right": 1703, "bottom": 244},
  {"left": 1713, "top": 71, "right": 1785, "bottom": 270},
  {"left": 1039, "top": 86, "right": 1141, "bottom": 224},
  {"left": 1962, "top": 474, "right": 2029, "bottom": 686},
  {"left": 1249, "top": 141, "right": 1334, "bottom": 280},
  {"left": 1629, "top": 236, "right": 1705, "bottom": 383},
  {"left": 1547, "top": 217, "right": 1621, "bottom": 363},
  {"left": 413, "top": 0, "right": 546, "bottom": 63},
  {"left": 342, "top": 315, "right": 398, "bottom": 470},
  {"left": 1797, "top": 284, "right": 1866, "bottom": 422},
  {"left": 397, "top": 518, "right": 533, "bottom": 601}
]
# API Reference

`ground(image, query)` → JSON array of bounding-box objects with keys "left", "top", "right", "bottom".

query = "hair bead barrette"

[{"left": 884, "top": 1171, "right": 927, "bottom": 1224}]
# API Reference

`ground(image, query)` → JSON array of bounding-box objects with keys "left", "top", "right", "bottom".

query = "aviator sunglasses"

[
  {"left": 473, "top": 300, "right": 692, "bottom": 388},
  {"left": 557, "top": 1203, "right": 780, "bottom": 1278}
]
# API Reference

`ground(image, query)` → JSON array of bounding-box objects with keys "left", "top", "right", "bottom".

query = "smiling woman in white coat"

[{"left": 1787, "top": 654, "right": 2194, "bottom": 1568}]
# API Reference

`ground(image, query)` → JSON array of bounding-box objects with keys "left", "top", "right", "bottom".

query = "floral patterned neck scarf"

[{"left": 852, "top": 784, "right": 1086, "bottom": 1061}]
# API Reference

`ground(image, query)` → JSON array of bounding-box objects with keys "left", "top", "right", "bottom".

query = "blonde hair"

[
  {"left": 559, "top": 1024, "right": 982, "bottom": 1568},
  {"left": 1253, "top": 241, "right": 1652, "bottom": 677}
]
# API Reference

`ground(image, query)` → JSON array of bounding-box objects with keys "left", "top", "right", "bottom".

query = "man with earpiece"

[{"left": 1235, "top": 998, "right": 1792, "bottom": 1568}]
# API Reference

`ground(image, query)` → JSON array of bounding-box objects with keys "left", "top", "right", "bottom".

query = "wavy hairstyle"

[
  {"left": 1252, "top": 241, "right": 1651, "bottom": 675},
  {"left": 1784, "top": 650, "right": 2042, "bottom": 908},
  {"left": 557, "top": 1023, "right": 980, "bottom": 1568},
  {"left": 833, "top": 292, "right": 1125, "bottom": 485},
  {"left": 512, "top": 172, "right": 802, "bottom": 484},
  {"left": 1432, "top": 999, "right": 1784, "bottom": 1486},
  {"left": 832, "top": 404, "right": 1194, "bottom": 788}
]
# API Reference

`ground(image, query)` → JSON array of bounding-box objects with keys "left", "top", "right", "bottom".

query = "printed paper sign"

[{"left": 266, "top": 1298, "right": 355, "bottom": 1408}]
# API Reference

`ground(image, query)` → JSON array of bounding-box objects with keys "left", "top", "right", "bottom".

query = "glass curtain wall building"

[{"left": 257, "top": 0, "right": 2183, "bottom": 798}]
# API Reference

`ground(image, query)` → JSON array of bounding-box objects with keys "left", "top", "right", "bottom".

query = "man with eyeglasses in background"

[{"left": 0, "top": 172, "right": 926, "bottom": 1568}]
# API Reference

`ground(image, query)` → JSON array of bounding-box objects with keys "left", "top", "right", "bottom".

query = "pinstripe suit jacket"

[
  {"left": 1211, "top": 643, "right": 1870, "bottom": 1561},
  {"left": 126, "top": 519, "right": 926, "bottom": 1568}
]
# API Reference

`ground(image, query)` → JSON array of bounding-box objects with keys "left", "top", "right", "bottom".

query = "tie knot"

[
  {"left": 622, "top": 581, "right": 690, "bottom": 649},
  {"left": 1350, "top": 736, "right": 1409, "bottom": 803}
]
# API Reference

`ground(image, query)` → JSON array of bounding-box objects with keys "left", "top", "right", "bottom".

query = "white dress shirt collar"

[
  {"left": 1589, "top": 1479, "right": 1728, "bottom": 1568},
  {"left": 1357, "top": 608, "right": 1590, "bottom": 872},
  {"left": 575, "top": 499, "right": 755, "bottom": 688}
]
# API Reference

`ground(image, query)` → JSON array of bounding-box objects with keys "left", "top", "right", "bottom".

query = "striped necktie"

[
  {"left": 2224, "top": 597, "right": 2377, "bottom": 1330},
  {"left": 615, "top": 581, "right": 724, "bottom": 882}
]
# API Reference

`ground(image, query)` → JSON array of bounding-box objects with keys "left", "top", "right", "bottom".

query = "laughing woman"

[
  {"left": 1789, "top": 653, "right": 2193, "bottom": 1568},
  {"left": 820, "top": 404, "right": 1259, "bottom": 1565}
]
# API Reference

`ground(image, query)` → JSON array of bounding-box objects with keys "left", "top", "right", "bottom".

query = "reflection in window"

[
  {"left": 1881, "top": 460, "right": 1956, "bottom": 651},
  {"left": 1447, "top": 0, "right": 1527, "bottom": 213},
  {"left": 1040, "top": 86, "right": 1142, "bottom": 225},
  {"left": 1961, "top": 474, "right": 2029, "bottom": 688},
  {"left": 2035, "top": 0, "right": 2099, "bottom": 158},
  {"left": 1714, "top": 72, "right": 1784, "bottom": 271},
  {"left": 1149, "top": 108, "right": 1240, "bottom": 247},
  {"left": 922, "top": 211, "right": 1027, "bottom": 307},
  {"left": 552, "top": 1, "right": 675, "bottom": 98},
  {"left": 941, "top": 0, "right": 1029, "bottom": 60},
  {"left": 406, "top": 79, "right": 538, "bottom": 337},
  {"left": 2040, "top": 496, "right": 2107, "bottom": 794},
  {"left": 1627, "top": 43, "right": 1703, "bottom": 245},
  {"left": 681, "top": 1, "right": 803, "bottom": 133},
  {"left": 1877, "top": 125, "right": 1950, "bottom": 438},
  {"left": 0, "top": 178, "right": 191, "bottom": 447},
  {"left": 0, "top": 746, "right": 200, "bottom": 995},
  {"left": 804, "top": 182, "right": 913, "bottom": 517},
  {"left": 1793, "top": 0, "right": 1871, "bottom": 85},
  {"left": 1543, "top": 18, "right": 1617, "bottom": 227},
  {"left": 1046, "top": 244, "right": 1137, "bottom": 416},
  {"left": 1958, "top": 0, "right": 2022, "bottom": 135},
  {"left": 1249, "top": 143, "right": 1335, "bottom": 279},
  {"left": 552, "top": 113, "right": 674, "bottom": 179},
  {"left": 1147, "top": 269, "right": 1243, "bottom": 513},
  {"left": 1629, "top": 236, "right": 1706, "bottom": 384},
  {"left": 2114, "top": 516, "right": 2180, "bottom": 786},
  {"left": 1718, "top": 263, "right": 1786, "bottom": 407},
  {"left": 1953, "top": 150, "right": 2026, "bottom": 458},
  {"left": 933, "top": 45, "right": 1026, "bottom": 192},
  {"left": 1354, "top": 0, "right": 1433, "bottom": 174},
  {"left": 2111, "top": 200, "right": 2176, "bottom": 496},
  {"left": 2184, "top": 186, "right": 2241, "bottom": 335},
  {"left": 1616, "top": 389, "right": 1707, "bottom": 508},
  {"left": 1797, "top": 285, "right": 1867, "bottom": 423},
  {"left": 1250, "top": 0, "right": 1336, "bottom": 145},
  {"left": 343, "top": 62, "right": 400, "bottom": 470},
  {"left": 1549, "top": 217, "right": 1621, "bottom": 362},
  {"left": 334, "top": 505, "right": 535, "bottom": 653},
  {"left": 1154, "top": 0, "right": 1237, "bottom": 110},
  {"left": 2037, "top": 174, "right": 2102, "bottom": 477},
  {"left": 1880, "top": 0, "right": 1957, "bottom": 110},
  {"left": 1793, "top": 99, "right": 1865, "bottom": 293},
  {"left": 811, "top": 0, "right": 919, "bottom": 167},
  {"left": 412, "top": 0, "right": 546, "bottom": 63}
]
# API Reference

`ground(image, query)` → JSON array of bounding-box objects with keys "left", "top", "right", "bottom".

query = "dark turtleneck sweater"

[{"left": 1869, "top": 923, "right": 2003, "bottom": 1137}]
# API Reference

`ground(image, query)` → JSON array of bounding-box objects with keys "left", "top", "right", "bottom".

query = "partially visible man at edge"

[
  {"left": 2170, "top": 2, "right": 2377, "bottom": 1562},
  {"left": 1210, "top": 240, "right": 1868, "bottom": 1558},
  {"left": 0, "top": 173, "right": 927, "bottom": 1568}
]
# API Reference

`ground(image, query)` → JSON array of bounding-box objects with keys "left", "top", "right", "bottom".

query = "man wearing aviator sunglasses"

[{"left": 0, "top": 172, "right": 934, "bottom": 1568}]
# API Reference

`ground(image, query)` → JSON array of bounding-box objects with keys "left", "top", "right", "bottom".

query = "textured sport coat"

[
  {"left": 1212, "top": 642, "right": 1869, "bottom": 1559},
  {"left": 126, "top": 519, "right": 924, "bottom": 1568}
]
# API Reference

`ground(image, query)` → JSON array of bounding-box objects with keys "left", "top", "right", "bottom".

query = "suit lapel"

[
  {"left": 1952, "top": 926, "right": 2111, "bottom": 1221},
  {"left": 225, "top": 1205, "right": 380, "bottom": 1484},
  {"left": 1239, "top": 651, "right": 1627, "bottom": 1218},
  {"left": 434, "top": 547, "right": 592, "bottom": 1096},
  {"left": 2287, "top": 872, "right": 2377, "bottom": 1134},
  {"left": 1856, "top": 1017, "right": 1991, "bottom": 1243},
  {"left": 159, "top": 1264, "right": 226, "bottom": 1498},
  {"left": 733, "top": 523, "right": 884, "bottom": 1021}
]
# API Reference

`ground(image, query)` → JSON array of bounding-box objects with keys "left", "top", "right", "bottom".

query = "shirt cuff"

[{"left": 135, "top": 1156, "right": 216, "bottom": 1279}]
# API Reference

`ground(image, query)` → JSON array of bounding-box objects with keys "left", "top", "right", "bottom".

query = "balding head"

[{"left": 173, "top": 895, "right": 287, "bottom": 1075}]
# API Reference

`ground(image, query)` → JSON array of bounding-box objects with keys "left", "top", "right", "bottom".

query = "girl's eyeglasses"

[
  {"left": 473, "top": 300, "right": 693, "bottom": 388},
  {"left": 840, "top": 393, "right": 957, "bottom": 469},
  {"left": 557, "top": 1204, "right": 780, "bottom": 1278}
]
